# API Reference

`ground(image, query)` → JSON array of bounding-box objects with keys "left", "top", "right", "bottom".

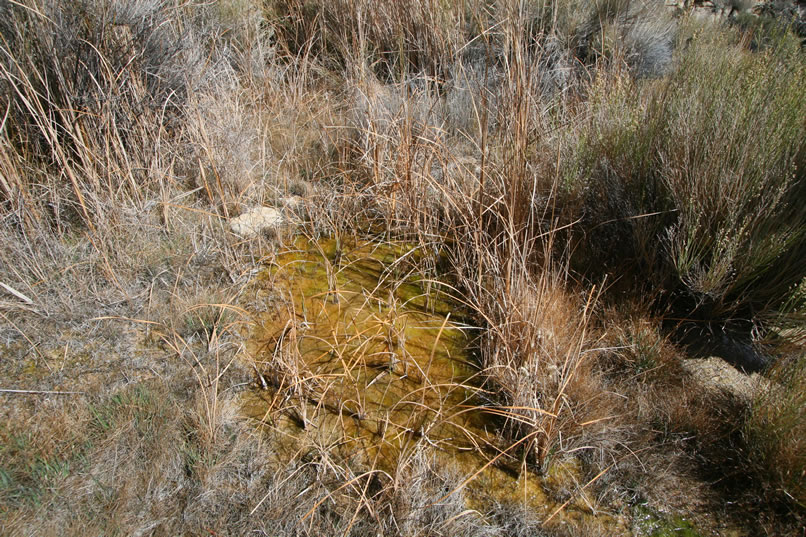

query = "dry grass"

[
  {"left": 746, "top": 355, "right": 806, "bottom": 509},
  {"left": 2, "top": 0, "right": 805, "bottom": 535}
]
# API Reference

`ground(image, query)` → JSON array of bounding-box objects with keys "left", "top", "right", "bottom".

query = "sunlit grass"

[{"left": 1, "top": 0, "right": 804, "bottom": 535}]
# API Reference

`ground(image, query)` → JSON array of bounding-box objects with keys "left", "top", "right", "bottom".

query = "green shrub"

[{"left": 570, "top": 26, "right": 806, "bottom": 330}]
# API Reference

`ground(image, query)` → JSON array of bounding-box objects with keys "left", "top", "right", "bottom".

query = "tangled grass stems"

[{"left": 2, "top": 0, "right": 806, "bottom": 535}]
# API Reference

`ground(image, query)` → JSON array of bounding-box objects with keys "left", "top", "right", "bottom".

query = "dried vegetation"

[{"left": 1, "top": 0, "right": 805, "bottom": 535}]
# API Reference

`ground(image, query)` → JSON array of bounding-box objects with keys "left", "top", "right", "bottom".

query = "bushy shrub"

[{"left": 569, "top": 26, "right": 806, "bottom": 333}]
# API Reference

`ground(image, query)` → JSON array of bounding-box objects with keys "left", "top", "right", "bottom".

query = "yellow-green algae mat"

[{"left": 243, "top": 237, "right": 626, "bottom": 531}]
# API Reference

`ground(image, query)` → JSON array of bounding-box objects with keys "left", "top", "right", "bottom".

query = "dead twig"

[{"left": 0, "top": 388, "right": 84, "bottom": 395}]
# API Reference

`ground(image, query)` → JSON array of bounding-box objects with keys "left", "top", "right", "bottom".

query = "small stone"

[{"left": 228, "top": 207, "right": 283, "bottom": 238}]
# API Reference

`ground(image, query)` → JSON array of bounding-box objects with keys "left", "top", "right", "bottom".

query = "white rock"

[
  {"left": 681, "top": 357, "right": 767, "bottom": 401},
  {"left": 228, "top": 207, "right": 284, "bottom": 237}
]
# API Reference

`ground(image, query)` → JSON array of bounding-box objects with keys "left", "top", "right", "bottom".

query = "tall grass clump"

[
  {"left": 745, "top": 354, "right": 806, "bottom": 509},
  {"left": 266, "top": 0, "right": 464, "bottom": 81},
  {"left": 0, "top": 0, "right": 265, "bottom": 229},
  {"left": 470, "top": 264, "right": 616, "bottom": 474},
  {"left": 0, "top": 0, "right": 281, "bottom": 320}
]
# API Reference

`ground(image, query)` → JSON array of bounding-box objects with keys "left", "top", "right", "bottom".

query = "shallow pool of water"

[{"left": 242, "top": 236, "right": 627, "bottom": 530}]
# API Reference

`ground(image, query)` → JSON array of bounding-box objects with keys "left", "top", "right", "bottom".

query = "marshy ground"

[{"left": 1, "top": 1, "right": 805, "bottom": 536}]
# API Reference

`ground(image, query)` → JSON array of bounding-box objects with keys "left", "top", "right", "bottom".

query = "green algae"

[
  {"left": 246, "top": 237, "right": 486, "bottom": 464},
  {"left": 632, "top": 505, "right": 705, "bottom": 537},
  {"left": 243, "top": 236, "right": 628, "bottom": 532}
]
